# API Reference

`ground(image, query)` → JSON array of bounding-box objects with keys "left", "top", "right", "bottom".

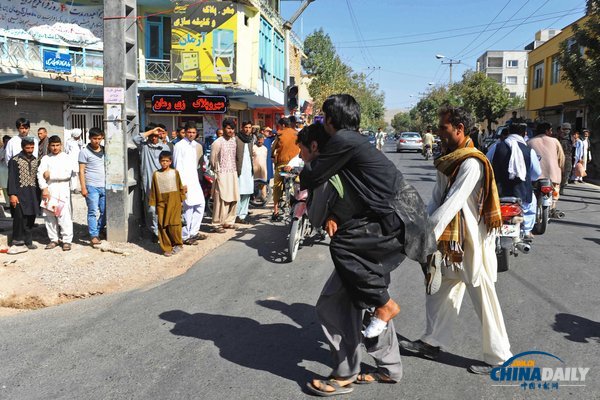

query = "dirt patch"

[{"left": 0, "top": 195, "right": 271, "bottom": 317}]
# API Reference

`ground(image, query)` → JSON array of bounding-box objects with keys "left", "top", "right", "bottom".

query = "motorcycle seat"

[{"left": 499, "top": 196, "right": 521, "bottom": 204}]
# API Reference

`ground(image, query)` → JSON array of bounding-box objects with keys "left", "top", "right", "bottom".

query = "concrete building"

[
  {"left": 477, "top": 50, "right": 529, "bottom": 99},
  {"left": 526, "top": 16, "right": 589, "bottom": 130}
]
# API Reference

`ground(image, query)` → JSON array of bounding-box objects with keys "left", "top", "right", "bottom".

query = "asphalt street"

[{"left": 1, "top": 141, "right": 599, "bottom": 400}]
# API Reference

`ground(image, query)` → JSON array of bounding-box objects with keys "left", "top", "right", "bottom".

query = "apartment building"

[{"left": 476, "top": 50, "right": 529, "bottom": 99}]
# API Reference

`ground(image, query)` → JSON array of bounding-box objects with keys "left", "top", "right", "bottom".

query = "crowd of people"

[{"left": 0, "top": 115, "right": 306, "bottom": 257}]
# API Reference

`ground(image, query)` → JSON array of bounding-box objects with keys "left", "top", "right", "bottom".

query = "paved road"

[{"left": 1, "top": 142, "right": 599, "bottom": 400}]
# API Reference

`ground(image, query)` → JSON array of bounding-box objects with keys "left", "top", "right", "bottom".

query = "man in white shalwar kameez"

[
  {"left": 173, "top": 124, "right": 206, "bottom": 245},
  {"left": 64, "top": 129, "right": 83, "bottom": 193},
  {"left": 400, "top": 106, "right": 512, "bottom": 375},
  {"left": 37, "top": 136, "right": 74, "bottom": 251}
]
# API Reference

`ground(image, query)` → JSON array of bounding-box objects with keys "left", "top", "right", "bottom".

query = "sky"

[{"left": 280, "top": 0, "right": 587, "bottom": 113}]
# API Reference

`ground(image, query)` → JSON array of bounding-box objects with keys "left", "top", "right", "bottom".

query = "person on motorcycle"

[
  {"left": 271, "top": 118, "right": 300, "bottom": 221},
  {"left": 527, "top": 122, "right": 565, "bottom": 218},
  {"left": 487, "top": 123, "right": 541, "bottom": 240},
  {"left": 422, "top": 126, "right": 435, "bottom": 157}
]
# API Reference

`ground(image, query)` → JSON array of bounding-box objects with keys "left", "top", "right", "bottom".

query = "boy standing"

[
  {"left": 38, "top": 136, "right": 74, "bottom": 251},
  {"left": 7, "top": 137, "right": 40, "bottom": 254},
  {"left": 149, "top": 151, "right": 185, "bottom": 257},
  {"left": 252, "top": 133, "right": 268, "bottom": 200},
  {"left": 79, "top": 127, "right": 106, "bottom": 245},
  {"left": 5, "top": 118, "right": 39, "bottom": 165}
]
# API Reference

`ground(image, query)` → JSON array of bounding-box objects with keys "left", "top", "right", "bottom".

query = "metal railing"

[
  {"left": 144, "top": 58, "right": 171, "bottom": 82},
  {"left": 0, "top": 35, "right": 103, "bottom": 77}
]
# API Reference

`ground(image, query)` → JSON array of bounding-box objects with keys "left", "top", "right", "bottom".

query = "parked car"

[{"left": 396, "top": 132, "right": 422, "bottom": 152}]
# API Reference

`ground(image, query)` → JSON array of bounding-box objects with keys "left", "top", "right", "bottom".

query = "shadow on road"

[
  {"left": 552, "top": 313, "right": 600, "bottom": 344},
  {"left": 159, "top": 301, "right": 330, "bottom": 388},
  {"left": 396, "top": 334, "right": 481, "bottom": 369}
]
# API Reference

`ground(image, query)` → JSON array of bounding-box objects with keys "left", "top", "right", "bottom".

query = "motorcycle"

[
  {"left": 496, "top": 197, "right": 531, "bottom": 272},
  {"left": 250, "top": 179, "right": 272, "bottom": 208},
  {"left": 423, "top": 144, "right": 433, "bottom": 160},
  {"left": 532, "top": 178, "right": 553, "bottom": 235},
  {"left": 200, "top": 161, "right": 214, "bottom": 217}
]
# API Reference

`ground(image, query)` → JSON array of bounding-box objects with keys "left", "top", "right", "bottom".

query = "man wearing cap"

[
  {"left": 557, "top": 123, "right": 573, "bottom": 194},
  {"left": 134, "top": 125, "right": 169, "bottom": 240},
  {"left": 7, "top": 137, "right": 40, "bottom": 254}
]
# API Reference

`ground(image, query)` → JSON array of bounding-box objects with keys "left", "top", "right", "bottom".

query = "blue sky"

[{"left": 280, "top": 0, "right": 587, "bottom": 112}]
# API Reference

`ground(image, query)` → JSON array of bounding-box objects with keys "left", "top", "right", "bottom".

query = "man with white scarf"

[{"left": 486, "top": 123, "right": 541, "bottom": 240}]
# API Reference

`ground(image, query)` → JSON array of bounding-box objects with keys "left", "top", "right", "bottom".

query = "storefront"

[
  {"left": 252, "top": 107, "right": 285, "bottom": 130},
  {"left": 141, "top": 92, "right": 252, "bottom": 140}
]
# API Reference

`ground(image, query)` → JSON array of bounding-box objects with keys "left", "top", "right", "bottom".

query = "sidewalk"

[{"left": 0, "top": 195, "right": 271, "bottom": 316}]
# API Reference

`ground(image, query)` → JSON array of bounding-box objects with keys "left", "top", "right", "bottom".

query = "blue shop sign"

[{"left": 43, "top": 49, "right": 72, "bottom": 73}]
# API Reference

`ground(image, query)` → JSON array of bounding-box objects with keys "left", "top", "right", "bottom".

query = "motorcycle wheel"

[
  {"left": 497, "top": 247, "right": 510, "bottom": 272},
  {"left": 288, "top": 217, "right": 304, "bottom": 262},
  {"left": 533, "top": 206, "right": 548, "bottom": 235}
]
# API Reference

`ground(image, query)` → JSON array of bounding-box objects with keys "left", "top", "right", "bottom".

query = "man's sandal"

[
  {"left": 424, "top": 250, "right": 442, "bottom": 295},
  {"left": 355, "top": 372, "right": 397, "bottom": 385},
  {"left": 306, "top": 379, "right": 354, "bottom": 397}
]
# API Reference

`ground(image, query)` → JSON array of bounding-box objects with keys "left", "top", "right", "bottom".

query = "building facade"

[
  {"left": 526, "top": 16, "right": 588, "bottom": 131},
  {"left": 477, "top": 50, "right": 529, "bottom": 99}
]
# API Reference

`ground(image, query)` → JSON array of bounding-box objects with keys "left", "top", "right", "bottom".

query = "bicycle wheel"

[{"left": 288, "top": 217, "right": 304, "bottom": 262}]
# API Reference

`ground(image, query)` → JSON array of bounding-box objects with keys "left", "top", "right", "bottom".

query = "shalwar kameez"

[
  {"left": 210, "top": 136, "right": 239, "bottom": 227},
  {"left": 173, "top": 138, "right": 205, "bottom": 240}
]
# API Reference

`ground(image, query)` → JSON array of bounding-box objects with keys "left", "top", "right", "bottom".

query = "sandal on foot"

[
  {"left": 62, "top": 243, "right": 72, "bottom": 251},
  {"left": 362, "top": 317, "right": 388, "bottom": 338},
  {"left": 306, "top": 379, "right": 354, "bottom": 397},
  {"left": 45, "top": 241, "right": 59, "bottom": 250},
  {"left": 355, "top": 372, "right": 397, "bottom": 385},
  {"left": 425, "top": 250, "right": 443, "bottom": 295},
  {"left": 212, "top": 226, "right": 226, "bottom": 234}
]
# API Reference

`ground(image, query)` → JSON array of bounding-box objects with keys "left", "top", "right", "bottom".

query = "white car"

[{"left": 396, "top": 132, "right": 423, "bottom": 152}]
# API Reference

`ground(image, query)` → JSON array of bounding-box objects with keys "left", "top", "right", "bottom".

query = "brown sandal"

[
  {"left": 355, "top": 372, "right": 396, "bottom": 384},
  {"left": 62, "top": 243, "right": 72, "bottom": 251},
  {"left": 212, "top": 226, "right": 226, "bottom": 234}
]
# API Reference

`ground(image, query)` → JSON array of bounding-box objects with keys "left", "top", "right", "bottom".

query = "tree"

[
  {"left": 303, "top": 29, "right": 386, "bottom": 130},
  {"left": 411, "top": 85, "right": 461, "bottom": 130},
  {"left": 457, "top": 71, "right": 514, "bottom": 133},
  {"left": 560, "top": 1, "right": 600, "bottom": 177},
  {"left": 391, "top": 111, "right": 413, "bottom": 133}
]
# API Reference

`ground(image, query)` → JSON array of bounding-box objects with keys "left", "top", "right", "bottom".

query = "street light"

[{"left": 435, "top": 54, "right": 460, "bottom": 84}]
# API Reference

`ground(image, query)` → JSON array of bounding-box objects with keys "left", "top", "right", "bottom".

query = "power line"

[
  {"left": 451, "top": 0, "right": 513, "bottom": 59},
  {"left": 456, "top": 0, "right": 531, "bottom": 59},
  {"left": 345, "top": 0, "right": 377, "bottom": 67},
  {"left": 336, "top": 12, "right": 582, "bottom": 49},
  {"left": 335, "top": 8, "right": 582, "bottom": 44}
]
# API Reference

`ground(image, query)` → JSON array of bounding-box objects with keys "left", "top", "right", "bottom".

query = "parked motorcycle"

[
  {"left": 200, "top": 161, "right": 214, "bottom": 217},
  {"left": 532, "top": 178, "right": 553, "bottom": 235},
  {"left": 496, "top": 197, "right": 531, "bottom": 272}
]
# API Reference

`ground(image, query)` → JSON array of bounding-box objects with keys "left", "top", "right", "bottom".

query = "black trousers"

[
  {"left": 10, "top": 203, "right": 36, "bottom": 246},
  {"left": 329, "top": 217, "right": 406, "bottom": 310}
]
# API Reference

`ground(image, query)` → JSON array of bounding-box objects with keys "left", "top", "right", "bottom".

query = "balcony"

[
  {"left": 0, "top": 35, "right": 103, "bottom": 79},
  {"left": 144, "top": 58, "right": 171, "bottom": 82}
]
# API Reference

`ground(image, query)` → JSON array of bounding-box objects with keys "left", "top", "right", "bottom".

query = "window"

[
  {"left": 506, "top": 60, "right": 519, "bottom": 68},
  {"left": 551, "top": 56, "right": 561, "bottom": 84},
  {"left": 505, "top": 76, "right": 517, "bottom": 85},
  {"left": 509, "top": 92, "right": 517, "bottom": 98},
  {"left": 145, "top": 16, "right": 171, "bottom": 60},
  {"left": 258, "top": 17, "right": 285, "bottom": 90},
  {"left": 487, "top": 57, "right": 503, "bottom": 68},
  {"left": 533, "top": 62, "right": 544, "bottom": 89},
  {"left": 488, "top": 73, "right": 502, "bottom": 83}
]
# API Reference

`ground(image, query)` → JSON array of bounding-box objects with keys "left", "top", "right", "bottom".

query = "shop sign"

[
  {"left": 151, "top": 94, "right": 228, "bottom": 114},
  {"left": 43, "top": 49, "right": 71, "bottom": 73}
]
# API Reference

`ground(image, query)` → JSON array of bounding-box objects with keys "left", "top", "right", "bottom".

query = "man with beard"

[{"left": 235, "top": 121, "right": 254, "bottom": 225}]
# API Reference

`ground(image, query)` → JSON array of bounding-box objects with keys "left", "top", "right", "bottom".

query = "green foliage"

[
  {"left": 409, "top": 72, "right": 514, "bottom": 133},
  {"left": 303, "top": 29, "right": 386, "bottom": 130},
  {"left": 559, "top": 3, "right": 600, "bottom": 112},
  {"left": 457, "top": 71, "right": 513, "bottom": 133},
  {"left": 391, "top": 111, "right": 414, "bottom": 133}
]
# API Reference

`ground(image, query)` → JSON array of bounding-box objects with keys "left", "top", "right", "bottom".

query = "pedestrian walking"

[
  {"left": 571, "top": 130, "right": 585, "bottom": 182},
  {"left": 209, "top": 118, "right": 239, "bottom": 232},
  {"left": 37, "top": 135, "right": 74, "bottom": 251},
  {"left": 79, "top": 127, "right": 106, "bottom": 245},
  {"left": 252, "top": 133, "right": 268, "bottom": 199},
  {"left": 400, "top": 106, "right": 512, "bottom": 375},
  {"left": 582, "top": 129, "right": 592, "bottom": 174},
  {"left": 7, "top": 137, "right": 40, "bottom": 254},
  {"left": 235, "top": 121, "right": 254, "bottom": 225},
  {"left": 375, "top": 127, "right": 386, "bottom": 151},
  {"left": 148, "top": 151, "right": 185, "bottom": 257},
  {"left": 557, "top": 122, "right": 573, "bottom": 193},
  {"left": 173, "top": 123, "right": 207, "bottom": 245}
]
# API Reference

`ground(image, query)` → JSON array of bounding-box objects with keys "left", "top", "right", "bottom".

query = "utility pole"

[
  {"left": 435, "top": 54, "right": 460, "bottom": 85},
  {"left": 283, "top": 0, "right": 315, "bottom": 115},
  {"left": 103, "top": 0, "right": 138, "bottom": 242}
]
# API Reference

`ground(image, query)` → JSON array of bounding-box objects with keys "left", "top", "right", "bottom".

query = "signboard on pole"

[{"left": 171, "top": 2, "right": 237, "bottom": 83}]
